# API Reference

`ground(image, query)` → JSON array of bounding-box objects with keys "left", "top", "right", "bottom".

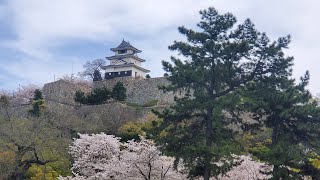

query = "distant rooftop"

[{"left": 110, "top": 39, "right": 142, "bottom": 53}]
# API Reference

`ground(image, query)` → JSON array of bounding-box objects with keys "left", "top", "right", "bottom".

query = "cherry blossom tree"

[
  {"left": 61, "top": 133, "right": 274, "bottom": 180},
  {"left": 221, "top": 155, "right": 272, "bottom": 180},
  {"left": 59, "top": 74, "right": 93, "bottom": 89},
  {"left": 13, "top": 84, "right": 40, "bottom": 105},
  {"left": 62, "top": 133, "right": 187, "bottom": 180}
]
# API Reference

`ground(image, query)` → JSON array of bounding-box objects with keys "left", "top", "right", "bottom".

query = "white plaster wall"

[
  {"left": 132, "top": 68, "right": 147, "bottom": 78},
  {"left": 105, "top": 66, "right": 132, "bottom": 73}
]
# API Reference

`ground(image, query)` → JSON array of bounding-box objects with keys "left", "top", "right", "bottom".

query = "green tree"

[
  {"left": 74, "top": 90, "right": 86, "bottom": 104},
  {"left": 86, "top": 87, "right": 111, "bottom": 105},
  {"left": 245, "top": 72, "right": 320, "bottom": 179},
  {"left": 112, "top": 81, "right": 127, "bottom": 101},
  {"left": 93, "top": 69, "right": 102, "bottom": 81},
  {"left": 153, "top": 7, "right": 293, "bottom": 180},
  {"left": 33, "top": 89, "right": 43, "bottom": 100},
  {"left": 29, "top": 89, "right": 45, "bottom": 117}
]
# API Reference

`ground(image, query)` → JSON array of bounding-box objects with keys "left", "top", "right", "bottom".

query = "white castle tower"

[{"left": 101, "top": 40, "right": 150, "bottom": 79}]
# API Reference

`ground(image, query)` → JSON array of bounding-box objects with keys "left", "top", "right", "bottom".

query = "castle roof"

[
  {"left": 101, "top": 63, "right": 150, "bottom": 73},
  {"left": 106, "top": 54, "right": 146, "bottom": 62},
  {"left": 110, "top": 40, "right": 142, "bottom": 53}
]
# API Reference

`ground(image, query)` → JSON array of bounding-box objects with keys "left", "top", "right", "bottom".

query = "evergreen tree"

[
  {"left": 112, "top": 82, "right": 127, "bottom": 101},
  {"left": 93, "top": 69, "right": 103, "bottom": 81},
  {"left": 86, "top": 87, "right": 111, "bottom": 105},
  {"left": 29, "top": 89, "right": 45, "bottom": 117},
  {"left": 244, "top": 71, "right": 320, "bottom": 179},
  {"left": 153, "top": 7, "right": 293, "bottom": 180},
  {"left": 33, "top": 89, "right": 43, "bottom": 100}
]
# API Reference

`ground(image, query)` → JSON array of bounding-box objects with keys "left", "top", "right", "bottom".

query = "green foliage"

[
  {"left": 117, "top": 121, "right": 144, "bottom": 142},
  {"left": 86, "top": 87, "right": 111, "bottom": 105},
  {"left": 33, "top": 89, "right": 43, "bottom": 100},
  {"left": 74, "top": 90, "right": 86, "bottom": 104},
  {"left": 75, "top": 82, "right": 127, "bottom": 105},
  {"left": 29, "top": 100, "right": 46, "bottom": 117},
  {"left": 112, "top": 81, "right": 127, "bottom": 101},
  {"left": 145, "top": 74, "right": 151, "bottom": 78},
  {"left": 242, "top": 70, "right": 320, "bottom": 179},
  {"left": 152, "top": 6, "right": 294, "bottom": 179},
  {"left": 75, "top": 87, "right": 111, "bottom": 105},
  {"left": 117, "top": 113, "right": 162, "bottom": 142},
  {"left": 93, "top": 69, "right": 102, "bottom": 81},
  {"left": 26, "top": 165, "right": 59, "bottom": 180},
  {"left": 29, "top": 89, "right": 45, "bottom": 117}
]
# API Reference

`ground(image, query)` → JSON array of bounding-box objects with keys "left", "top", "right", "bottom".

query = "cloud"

[
  {"left": 5, "top": 0, "right": 213, "bottom": 58},
  {"left": 0, "top": 0, "right": 319, "bottom": 94}
]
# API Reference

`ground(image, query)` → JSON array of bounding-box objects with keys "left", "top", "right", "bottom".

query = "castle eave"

[
  {"left": 111, "top": 47, "right": 142, "bottom": 53},
  {"left": 106, "top": 54, "right": 146, "bottom": 62},
  {"left": 101, "top": 63, "right": 150, "bottom": 73}
]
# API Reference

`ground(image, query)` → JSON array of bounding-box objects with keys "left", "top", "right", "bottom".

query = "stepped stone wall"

[{"left": 42, "top": 77, "right": 178, "bottom": 106}]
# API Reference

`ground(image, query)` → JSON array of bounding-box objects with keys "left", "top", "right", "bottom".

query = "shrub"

[
  {"left": 117, "top": 122, "right": 144, "bottom": 142},
  {"left": 86, "top": 87, "right": 111, "bottom": 105},
  {"left": 74, "top": 87, "right": 111, "bottom": 105},
  {"left": 74, "top": 91, "right": 86, "bottom": 104},
  {"left": 112, "top": 82, "right": 126, "bottom": 101}
]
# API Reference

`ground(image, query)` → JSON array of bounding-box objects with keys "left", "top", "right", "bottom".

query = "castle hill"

[{"left": 0, "top": 1, "right": 320, "bottom": 180}]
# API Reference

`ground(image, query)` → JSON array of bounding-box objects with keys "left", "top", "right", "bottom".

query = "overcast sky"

[{"left": 0, "top": 0, "right": 319, "bottom": 95}]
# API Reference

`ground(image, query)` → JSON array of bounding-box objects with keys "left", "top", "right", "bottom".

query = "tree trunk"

[{"left": 204, "top": 106, "right": 214, "bottom": 180}]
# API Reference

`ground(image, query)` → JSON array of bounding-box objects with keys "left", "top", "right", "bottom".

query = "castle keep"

[
  {"left": 43, "top": 40, "right": 177, "bottom": 106},
  {"left": 101, "top": 40, "right": 150, "bottom": 79}
]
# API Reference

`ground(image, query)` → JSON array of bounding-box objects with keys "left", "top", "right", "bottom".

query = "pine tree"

[
  {"left": 244, "top": 71, "right": 320, "bottom": 179},
  {"left": 29, "top": 89, "right": 45, "bottom": 117},
  {"left": 112, "top": 82, "right": 127, "bottom": 101},
  {"left": 33, "top": 89, "right": 43, "bottom": 100},
  {"left": 153, "top": 7, "right": 293, "bottom": 180},
  {"left": 93, "top": 69, "right": 103, "bottom": 81}
]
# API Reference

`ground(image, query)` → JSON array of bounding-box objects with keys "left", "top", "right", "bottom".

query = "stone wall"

[
  {"left": 46, "top": 100, "right": 163, "bottom": 134},
  {"left": 94, "top": 77, "right": 177, "bottom": 105},
  {"left": 42, "top": 77, "right": 177, "bottom": 106},
  {"left": 42, "top": 80, "right": 91, "bottom": 106}
]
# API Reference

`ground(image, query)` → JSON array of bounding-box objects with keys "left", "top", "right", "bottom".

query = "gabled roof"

[{"left": 110, "top": 39, "right": 142, "bottom": 53}]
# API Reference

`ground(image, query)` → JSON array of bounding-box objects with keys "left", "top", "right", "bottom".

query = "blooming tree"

[
  {"left": 63, "top": 133, "right": 186, "bottom": 180},
  {"left": 59, "top": 74, "right": 93, "bottom": 89},
  {"left": 61, "top": 133, "right": 273, "bottom": 180},
  {"left": 221, "top": 155, "right": 272, "bottom": 180},
  {"left": 13, "top": 84, "right": 39, "bottom": 105}
]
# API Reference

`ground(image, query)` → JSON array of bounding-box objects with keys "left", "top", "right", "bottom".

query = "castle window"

[{"left": 118, "top": 50, "right": 127, "bottom": 54}]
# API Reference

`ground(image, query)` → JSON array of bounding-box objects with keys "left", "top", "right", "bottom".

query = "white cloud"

[
  {"left": 6, "top": 0, "right": 213, "bottom": 58},
  {"left": 0, "top": 0, "right": 319, "bottom": 94}
]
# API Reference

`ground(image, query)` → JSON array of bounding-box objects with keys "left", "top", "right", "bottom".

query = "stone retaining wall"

[{"left": 94, "top": 77, "right": 176, "bottom": 105}]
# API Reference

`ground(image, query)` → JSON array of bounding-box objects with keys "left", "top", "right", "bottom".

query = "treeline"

[{"left": 74, "top": 81, "right": 126, "bottom": 105}]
